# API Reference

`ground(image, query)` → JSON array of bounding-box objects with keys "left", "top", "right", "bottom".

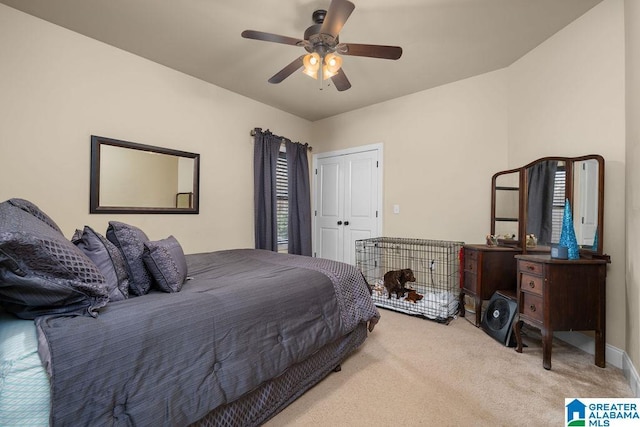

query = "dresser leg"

[
  {"left": 459, "top": 292, "right": 466, "bottom": 317},
  {"left": 514, "top": 319, "right": 523, "bottom": 353},
  {"left": 595, "top": 328, "right": 605, "bottom": 368},
  {"left": 474, "top": 296, "right": 482, "bottom": 327},
  {"left": 541, "top": 328, "right": 552, "bottom": 370}
]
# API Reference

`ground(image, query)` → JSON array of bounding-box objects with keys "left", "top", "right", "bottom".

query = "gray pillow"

[
  {"left": 106, "top": 221, "right": 152, "bottom": 296},
  {"left": 143, "top": 236, "right": 187, "bottom": 293},
  {"left": 72, "top": 226, "right": 129, "bottom": 302},
  {"left": 7, "top": 198, "right": 63, "bottom": 234},
  {"left": 0, "top": 201, "right": 108, "bottom": 319}
]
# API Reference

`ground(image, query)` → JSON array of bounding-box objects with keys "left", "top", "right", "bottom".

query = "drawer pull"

[
  {"left": 529, "top": 281, "right": 535, "bottom": 288},
  {"left": 527, "top": 265, "right": 535, "bottom": 271},
  {"left": 529, "top": 304, "right": 537, "bottom": 312}
]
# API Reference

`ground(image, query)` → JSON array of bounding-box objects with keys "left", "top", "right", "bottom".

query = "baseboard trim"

[
  {"left": 623, "top": 352, "right": 640, "bottom": 397},
  {"left": 554, "top": 331, "right": 640, "bottom": 397}
]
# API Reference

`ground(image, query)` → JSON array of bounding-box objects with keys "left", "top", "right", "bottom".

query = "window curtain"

[
  {"left": 285, "top": 140, "right": 312, "bottom": 256},
  {"left": 253, "top": 129, "right": 282, "bottom": 251},
  {"left": 526, "top": 161, "right": 558, "bottom": 245}
]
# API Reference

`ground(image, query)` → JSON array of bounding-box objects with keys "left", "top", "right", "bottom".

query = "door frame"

[{"left": 312, "top": 143, "right": 384, "bottom": 259}]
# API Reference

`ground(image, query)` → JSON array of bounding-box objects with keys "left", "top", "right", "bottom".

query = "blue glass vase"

[{"left": 558, "top": 198, "right": 580, "bottom": 260}]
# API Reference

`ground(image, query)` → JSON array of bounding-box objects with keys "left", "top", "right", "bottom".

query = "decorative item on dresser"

[{"left": 513, "top": 254, "right": 608, "bottom": 370}]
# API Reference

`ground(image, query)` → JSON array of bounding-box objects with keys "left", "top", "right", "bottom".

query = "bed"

[{"left": 0, "top": 199, "right": 379, "bottom": 426}]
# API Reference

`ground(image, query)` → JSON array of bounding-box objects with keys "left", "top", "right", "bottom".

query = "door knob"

[
  {"left": 344, "top": 221, "right": 349, "bottom": 226},
  {"left": 337, "top": 221, "right": 342, "bottom": 225}
]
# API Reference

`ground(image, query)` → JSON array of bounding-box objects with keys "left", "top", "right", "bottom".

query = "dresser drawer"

[
  {"left": 521, "top": 273, "right": 544, "bottom": 296},
  {"left": 464, "top": 257, "right": 477, "bottom": 273},
  {"left": 521, "top": 293, "right": 543, "bottom": 322},
  {"left": 464, "top": 250, "right": 478, "bottom": 273},
  {"left": 519, "top": 260, "right": 543, "bottom": 276},
  {"left": 463, "top": 272, "right": 478, "bottom": 294},
  {"left": 464, "top": 248, "right": 478, "bottom": 260}
]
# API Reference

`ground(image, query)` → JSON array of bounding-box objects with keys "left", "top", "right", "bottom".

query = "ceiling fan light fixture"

[
  {"left": 322, "top": 65, "right": 336, "bottom": 80},
  {"left": 325, "top": 53, "right": 342, "bottom": 72},
  {"left": 302, "top": 52, "right": 321, "bottom": 79},
  {"left": 321, "top": 53, "right": 342, "bottom": 80}
]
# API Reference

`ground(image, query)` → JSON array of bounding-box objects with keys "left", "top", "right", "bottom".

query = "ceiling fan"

[{"left": 241, "top": 0, "right": 403, "bottom": 91}]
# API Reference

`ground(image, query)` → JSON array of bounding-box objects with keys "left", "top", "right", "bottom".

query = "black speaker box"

[{"left": 481, "top": 292, "right": 518, "bottom": 347}]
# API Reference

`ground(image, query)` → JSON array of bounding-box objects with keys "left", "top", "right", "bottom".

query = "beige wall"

[
  {"left": 0, "top": 4, "right": 311, "bottom": 254},
  {"left": 507, "top": 0, "right": 626, "bottom": 352},
  {"left": 310, "top": 69, "right": 509, "bottom": 244},
  {"left": 625, "top": 0, "right": 640, "bottom": 375}
]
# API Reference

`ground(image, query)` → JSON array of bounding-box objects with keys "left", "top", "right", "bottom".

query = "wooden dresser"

[
  {"left": 513, "top": 254, "right": 607, "bottom": 370},
  {"left": 460, "top": 244, "right": 521, "bottom": 326}
]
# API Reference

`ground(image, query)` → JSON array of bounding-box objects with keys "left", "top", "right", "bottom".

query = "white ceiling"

[{"left": 1, "top": 0, "right": 602, "bottom": 122}]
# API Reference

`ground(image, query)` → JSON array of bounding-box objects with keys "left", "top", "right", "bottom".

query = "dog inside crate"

[
  {"left": 356, "top": 238, "right": 463, "bottom": 322},
  {"left": 383, "top": 268, "right": 416, "bottom": 299}
]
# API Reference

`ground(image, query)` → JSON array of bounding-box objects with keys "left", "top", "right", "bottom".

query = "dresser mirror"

[
  {"left": 572, "top": 158, "right": 600, "bottom": 248},
  {"left": 491, "top": 169, "right": 522, "bottom": 242},
  {"left": 491, "top": 154, "right": 604, "bottom": 255},
  {"left": 525, "top": 159, "right": 566, "bottom": 247},
  {"left": 90, "top": 135, "right": 200, "bottom": 214}
]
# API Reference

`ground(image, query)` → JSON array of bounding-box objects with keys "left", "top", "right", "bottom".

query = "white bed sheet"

[{"left": 0, "top": 312, "right": 49, "bottom": 426}]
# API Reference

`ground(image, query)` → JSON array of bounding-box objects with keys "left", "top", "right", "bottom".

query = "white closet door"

[
  {"left": 316, "top": 157, "right": 344, "bottom": 262},
  {"left": 314, "top": 146, "right": 381, "bottom": 264}
]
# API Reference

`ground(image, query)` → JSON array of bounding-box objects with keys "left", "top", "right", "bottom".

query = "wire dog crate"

[{"left": 356, "top": 237, "right": 464, "bottom": 322}]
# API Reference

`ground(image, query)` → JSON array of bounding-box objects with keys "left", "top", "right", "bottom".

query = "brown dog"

[{"left": 383, "top": 268, "right": 416, "bottom": 299}]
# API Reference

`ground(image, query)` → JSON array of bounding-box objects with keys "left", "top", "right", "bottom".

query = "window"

[
  {"left": 276, "top": 149, "right": 288, "bottom": 252},
  {"left": 550, "top": 166, "right": 566, "bottom": 243}
]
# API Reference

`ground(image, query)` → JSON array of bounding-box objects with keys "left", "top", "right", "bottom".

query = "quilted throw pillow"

[
  {"left": 143, "top": 236, "right": 187, "bottom": 293},
  {"left": 0, "top": 201, "right": 108, "bottom": 319},
  {"left": 7, "top": 198, "right": 63, "bottom": 234},
  {"left": 106, "top": 221, "right": 152, "bottom": 296},
  {"left": 72, "top": 226, "right": 129, "bottom": 302}
]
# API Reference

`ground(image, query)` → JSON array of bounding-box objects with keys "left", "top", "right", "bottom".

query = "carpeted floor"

[{"left": 264, "top": 309, "right": 634, "bottom": 426}]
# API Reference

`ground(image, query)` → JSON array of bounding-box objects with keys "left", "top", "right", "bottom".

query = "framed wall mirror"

[
  {"left": 491, "top": 154, "right": 604, "bottom": 256},
  {"left": 90, "top": 135, "right": 200, "bottom": 214}
]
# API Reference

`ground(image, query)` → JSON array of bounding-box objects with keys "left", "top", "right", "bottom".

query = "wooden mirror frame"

[
  {"left": 490, "top": 167, "right": 524, "bottom": 246},
  {"left": 491, "top": 154, "right": 605, "bottom": 256},
  {"left": 90, "top": 135, "right": 200, "bottom": 214}
]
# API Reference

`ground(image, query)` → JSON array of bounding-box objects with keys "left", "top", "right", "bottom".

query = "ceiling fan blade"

[
  {"left": 320, "top": 0, "right": 355, "bottom": 39},
  {"left": 268, "top": 56, "right": 305, "bottom": 84},
  {"left": 331, "top": 68, "right": 351, "bottom": 91},
  {"left": 338, "top": 43, "right": 403, "bottom": 60},
  {"left": 241, "top": 30, "right": 303, "bottom": 47}
]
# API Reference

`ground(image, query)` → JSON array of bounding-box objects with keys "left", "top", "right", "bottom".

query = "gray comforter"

[{"left": 36, "top": 249, "right": 379, "bottom": 426}]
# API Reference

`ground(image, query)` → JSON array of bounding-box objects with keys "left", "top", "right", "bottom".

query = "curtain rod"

[{"left": 250, "top": 128, "right": 312, "bottom": 151}]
